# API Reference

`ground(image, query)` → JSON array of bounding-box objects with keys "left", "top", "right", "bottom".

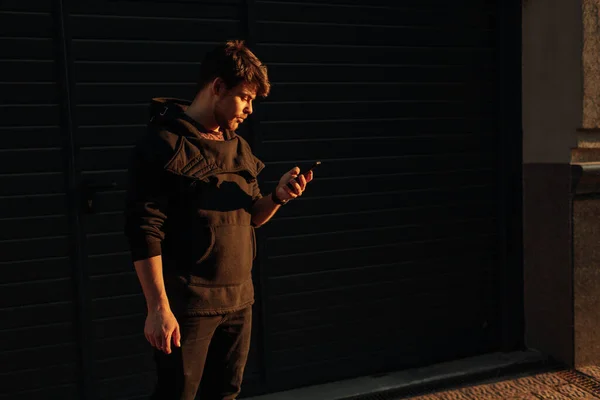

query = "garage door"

[
  {"left": 65, "top": 0, "right": 263, "bottom": 398},
  {"left": 251, "top": 0, "right": 512, "bottom": 392},
  {"left": 0, "top": 1, "right": 80, "bottom": 398}
]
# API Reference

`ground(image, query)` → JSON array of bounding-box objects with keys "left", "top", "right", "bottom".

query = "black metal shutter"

[
  {"left": 0, "top": 0, "right": 516, "bottom": 398},
  {"left": 253, "top": 0, "right": 502, "bottom": 391},
  {"left": 63, "top": 1, "right": 261, "bottom": 398},
  {"left": 0, "top": 1, "right": 80, "bottom": 398}
]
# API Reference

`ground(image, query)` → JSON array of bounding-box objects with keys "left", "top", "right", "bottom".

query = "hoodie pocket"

[
  {"left": 196, "top": 226, "right": 215, "bottom": 264},
  {"left": 189, "top": 224, "right": 254, "bottom": 286},
  {"left": 171, "top": 224, "right": 214, "bottom": 266}
]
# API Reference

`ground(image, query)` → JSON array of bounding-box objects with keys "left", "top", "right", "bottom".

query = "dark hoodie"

[{"left": 124, "top": 98, "right": 265, "bottom": 316}]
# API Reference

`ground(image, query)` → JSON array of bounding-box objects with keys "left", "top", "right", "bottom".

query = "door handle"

[{"left": 81, "top": 180, "right": 117, "bottom": 214}]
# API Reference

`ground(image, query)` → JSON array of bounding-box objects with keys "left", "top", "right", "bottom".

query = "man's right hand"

[{"left": 144, "top": 307, "right": 181, "bottom": 354}]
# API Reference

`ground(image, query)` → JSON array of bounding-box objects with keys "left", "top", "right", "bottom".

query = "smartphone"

[
  {"left": 287, "top": 161, "right": 321, "bottom": 192},
  {"left": 302, "top": 161, "right": 321, "bottom": 177}
]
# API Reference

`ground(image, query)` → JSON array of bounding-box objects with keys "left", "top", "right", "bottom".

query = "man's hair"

[{"left": 197, "top": 40, "right": 270, "bottom": 97}]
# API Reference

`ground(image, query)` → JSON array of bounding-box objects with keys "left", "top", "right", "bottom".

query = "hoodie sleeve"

[{"left": 124, "top": 135, "right": 172, "bottom": 262}]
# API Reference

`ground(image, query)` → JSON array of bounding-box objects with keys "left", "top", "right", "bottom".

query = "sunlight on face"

[{"left": 215, "top": 82, "right": 257, "bottom": 131}]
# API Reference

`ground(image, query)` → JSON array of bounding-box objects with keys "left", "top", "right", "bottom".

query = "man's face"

[{"left": 214, "top": 82, "right": 256, "bottom": 131}]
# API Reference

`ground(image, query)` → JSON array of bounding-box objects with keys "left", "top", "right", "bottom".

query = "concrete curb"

[{"left": 245, "top": 351, "right": 551, "bottom": 400}]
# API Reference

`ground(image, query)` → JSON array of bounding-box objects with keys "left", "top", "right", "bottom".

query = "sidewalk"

[{"left": 404, "top": 366, "right": 600, "bottom": 399}]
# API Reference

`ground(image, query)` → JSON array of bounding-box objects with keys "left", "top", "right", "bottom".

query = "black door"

[
  {"left": 0, "top": 1, "right": 81, "bottom": 398},
  {"left": 64, "top": 1, "right": 263, "bottom": 398},
  {"left": 250, "top": 0, "right": 519, "bottom": 392}
]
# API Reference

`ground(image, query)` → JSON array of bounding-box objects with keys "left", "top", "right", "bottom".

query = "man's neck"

[
  {"left": 184, "top": 94, "right": 221, "bottom": 133},
  {"left": 184, "top": 108, "right": 220, "bottom": 133}
]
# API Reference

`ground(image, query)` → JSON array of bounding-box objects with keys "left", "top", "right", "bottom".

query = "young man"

[{"left": 124, "top": 40, "right": 313, "bottom": 399}]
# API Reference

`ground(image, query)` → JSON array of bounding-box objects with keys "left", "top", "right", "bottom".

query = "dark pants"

[{"left": 151, "top": 307, "right": 252, "bottom": 400}]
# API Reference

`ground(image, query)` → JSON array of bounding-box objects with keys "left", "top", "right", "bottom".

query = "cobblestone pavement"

[{"left": 403, "top": 366, "right": 600, "bottom": 400}]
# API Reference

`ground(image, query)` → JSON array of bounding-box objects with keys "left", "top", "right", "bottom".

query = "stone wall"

[{"left": 583, "top": 0, "right": 600, "bottom": 129}]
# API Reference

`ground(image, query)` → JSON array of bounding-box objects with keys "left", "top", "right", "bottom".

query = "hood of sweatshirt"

[
  {"left": 147, "top": 97, "right": 264, "bottom": 181},
  {"left": 149, "top": 97, "right": 236, "bottom": 140}
]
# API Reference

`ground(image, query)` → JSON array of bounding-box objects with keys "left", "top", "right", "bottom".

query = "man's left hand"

[{"left": 275, "top": 167, "right": 314, "bottom": 203}]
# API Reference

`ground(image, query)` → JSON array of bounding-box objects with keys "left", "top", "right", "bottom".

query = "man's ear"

[{"left": 212, "top": 77, "right": 225, "bottom": 96}]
